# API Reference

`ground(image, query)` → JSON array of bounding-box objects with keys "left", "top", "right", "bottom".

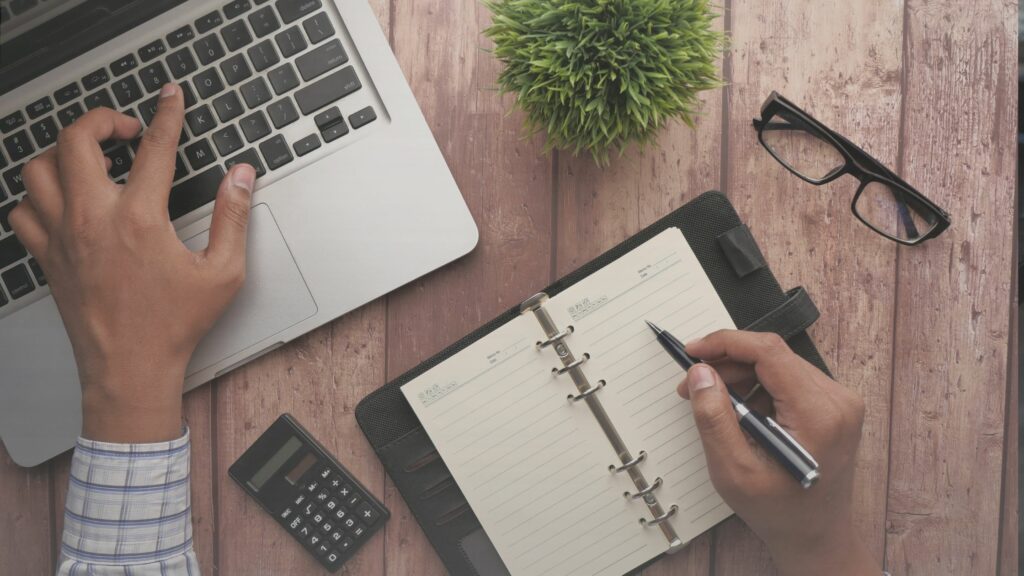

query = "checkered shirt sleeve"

[{"left": 56, "top": 428, "right": 200, "bottom": 575}]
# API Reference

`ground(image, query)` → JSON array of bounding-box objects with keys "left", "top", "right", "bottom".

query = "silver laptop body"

[{"left": 0, "top": 0, "right": 478, "bottom": 466}]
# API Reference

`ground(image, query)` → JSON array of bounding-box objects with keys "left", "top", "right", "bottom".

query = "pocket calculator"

[{"left": 229, "top": 414, "right": 390, "bottom": 572}]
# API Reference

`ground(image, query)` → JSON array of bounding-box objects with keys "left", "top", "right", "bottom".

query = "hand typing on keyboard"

[{"left": 8, "top": 84, "right": 257, "bottom": 443}]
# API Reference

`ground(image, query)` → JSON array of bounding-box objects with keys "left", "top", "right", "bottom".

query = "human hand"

[
  {"left": 678, "top": 330, "right": 877, "bottom": 576},
  {"left": 8, "top": 84, "right": 256, "bottom": 443}
]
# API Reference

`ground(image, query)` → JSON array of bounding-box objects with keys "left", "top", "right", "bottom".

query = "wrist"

[{"left": 80, "top": 362, "right": 188, "bottom": 443}]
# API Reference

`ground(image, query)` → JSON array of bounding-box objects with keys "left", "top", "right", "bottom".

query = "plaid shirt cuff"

[{"left": 59, "top": 428, "right": 196, "bottom": 569}]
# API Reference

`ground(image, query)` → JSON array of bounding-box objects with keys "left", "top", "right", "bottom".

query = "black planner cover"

[{"left": 355, "top": 191, "right": 828, "bottom": 575}]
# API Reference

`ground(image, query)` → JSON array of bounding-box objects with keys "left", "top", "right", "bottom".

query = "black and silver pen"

[{"left": 645, "top": 321, "right": 820, "bottom": 489}]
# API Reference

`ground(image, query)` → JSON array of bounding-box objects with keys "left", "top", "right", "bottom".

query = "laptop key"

[
  {"left": 110, "top": 54, "right": 138, "bottom": 76},
  {"left": 185, "top": 139, "right": 217, "bottom": 170},
  {"left": 31, "top": 117, "right": 59, "bottom": 148},
  {"left": 1, "top": 111, "right": 26, "bottom": 134},
  {"left": 213, "top": 92, "right": 245, "bottom": 122},
  {"left": 292, "top": 133, "right": 320, "bottom": 157},
  {"left": 259, "top": 135, "right": 293, "bottom": 170},
  {"left": 275, "top": 25, "right": 307, "bottom": 58},
  {"left": 248, "top": 40, "right": 280, "bottom": 72},
  {"left": 194, "top": 68, "right": 226, "bottom": 99},
  {"left": 222, "top": 20, "right": 254, "bottom": 52},
  {"left": 224, "top": 0, "right": 252, "bottom": 19},
  {"left": 277, "top": 0, "right": 322, "bottom": 24},
  {"left": 169, "top": 165, "right": 226, "bottom": 220},
  {"left": 167, "top": 48, "right": 199, "bottom": 80},
  {"left": 139, "top": 62, "right": 171, "bottom": 93},
  {"left": 112, "top": 77, "right": 144, "bottom": 107},
  {"left": 181, "top": 81, "right": 198, "bottom": 109},
  {"left": 108, "top": 146, "right": 133, "bottom": 179},
  {"left": 225, "top": 148, "right": 266, "bottom": 177},
  {"left": 139, "top": 96, "right": 160, "bottom": 126},
  {"left": 220, "top": 54, "right": 253, "bottom": 85},
  {"left": 240, "top": 77, "right": 272, "bottom": 108},
  {"left": 195, "top": 11, "right": 224, "bottom": 35},
  {"left": 28, "top": 258, "right": 45, "bottom": 286},
  {"left": 302, "top": 12, "right": 335, "bottom": 44},
  {"left": 248, "top": 6, "right": 280, "bottom": 37},
  {"left": 212, "top": 125, "right": 244, "bottom": 156},
  {"left": 186, "top": 105, "right": 218, "bottom": 136},
  {"left": 0, "top": 202, "right": 15, "bottom": 232},
  {"left": 56, "top": 103, "right": 83, "bottom": 128},
  {"left": 4, "top": 132, "right": 33, "bottom": 162},
  {"left": 0, "top": 235, "right": 27, "bottom": 270},
  {"left": 267, "top": 98, "right": 299, "bottom": 129},
  {"left": 239, "top": 111, "right": 271, "bottom": 142},
  {"left": 139, "top": 39, "right": 167, "bottom": 63},
  {"left": 174, "top": 153, "right": 189, "bottom": 181},
  {"left": 321, "top": 119, "right": 348, "bottom": 143},
  {"left": 3, "top": 165, "right": 25, "bottom": 195},
  {"left": 268, "top": 63, "right": 299, "bottom": 95},
  {"left": 313, "top": 106, "right": 341, "bottom": 130},
  {"left": 2, "top": 264, "right": 34, "bottom": 300},
  {"left": 84, "top": 89, "right": 114, "bottom": 110},
  {"left": 167, "top": 25, "right": 195, "bottom": 48},
  {"left": 82, "top": 68, "right": 109, "bottom": 91},
  {"left": 296, "top": 39, "right": 347, "bottom": 81},
  {"left": 295, "top": 66, "right": 361, "bottom": 115},
  {"left": 195, "top": 35, "right": 227, "bottom": 66},
  {"left": 54, "top": 83, "right": 81, "bottom": 106},
  {"left": 26, "top": 96, "right": 53, "bottom": 120}
]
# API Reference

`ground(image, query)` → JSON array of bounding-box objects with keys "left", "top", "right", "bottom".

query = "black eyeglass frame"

[{"left": 753, "top": 91, "right": 951, "bottom": 245}]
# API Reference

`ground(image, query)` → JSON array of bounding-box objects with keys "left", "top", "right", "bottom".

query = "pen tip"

[{"left": 645, "top": 320, "right": 661, "bottom": 333}]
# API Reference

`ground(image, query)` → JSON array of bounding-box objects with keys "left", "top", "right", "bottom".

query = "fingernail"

[
  {"left": 687, "top": 365, "right": 715, "bottom": 393},
  {"left": 231, "top": 164, "right": 256, "bottom": 193},
  {"left": 685, "top": 336, "right": 704, "bottom": 347},
  {"left": 159, "top": 84, "right": 178, "bottom": 99}
]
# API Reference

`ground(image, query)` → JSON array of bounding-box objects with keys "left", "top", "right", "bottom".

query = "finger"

[
  {"left": 56, "top": 108, "right": 141, "bottom": 199},
  {"left": 686, "top": 330, "right": 816, "bottom": 401},
  {"left": 20, "top": 150, "right": 63, "bottom": 230},
  {"left": 205, "top": 164, "right": 256, "bottom": 268},
  {"left": 680, "top": 364, "right": 760, "bottom": 483},
  {"left": 8, "top": 199, "right": 49, "bottom": 257},
  {"left": 127, "top": 84, "right": 184, "bottom": 207},
  {"left": 705, "top": 359, "right": 757, "bottom": 389}
]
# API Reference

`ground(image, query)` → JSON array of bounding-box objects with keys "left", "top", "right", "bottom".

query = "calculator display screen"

[
  {"left": 285, "top": 453, "right": 318, "bottom": 485},
  {"left": 249, "top": 436, "right": 302, "bottom": 491}
]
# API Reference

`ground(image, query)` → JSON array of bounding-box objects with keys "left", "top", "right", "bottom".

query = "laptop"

[{"left": 0, "top": 0, "right": 479, "bottom": 467}]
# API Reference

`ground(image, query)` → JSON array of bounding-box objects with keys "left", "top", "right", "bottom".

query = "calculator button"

[
  {"left": 292, "top": 493, "right": 307, "bottom": 507},
  {"left": 302, "top": 503, "right": 316, "bottom": 517},
  {"left": 312, "top": 511, "right": 326, "bottom": 525},
  {"left": 343, "top": 517, "right": 356, "bottom": 530},
  {"left": 279, "top": 507, "right": 294, "bottom": 521},
  {"left": 355, "top": 502, "right": 380, "bottom": 525},
  {"left": 328, "top": 477, "right": 343, "bottom": 490},
  {"left": 320, "top": 520, "right": 333, "bottom": 534},
  {"left": 325, "top": 497, "right": 339, "bottom": 511},
  {"left": 329, "top": 530, "right": 344, "bottom": 543},
  {"left": 351, "top": 524, "right": 366, "bottom": 538},
  {"left": 316, "top": 489, "right": 331, "bottom": 503},
  {"left": 339, "top": 538, "right": 354, "bottom": 552},
  {"left": 318, "top": 466, "right": 332, "bottom": 480},
  {"left": 308, "top": 532, "right": 322, "bottom": 548},
  {"left": 333, "top": 507, "right": 347, "bottom": 521},
  {"left": 288, "top": 516, "right": 303, "bottom": 531},
  {"left": 297, "top": 524, "right": 313, "bottom": 538},
  {"left": 336, "top": 484, "right": 351, "bottom": 498},
  {"left": 304, "top": 480, "right": 320, "bottom": 493},
  {"left": 325, "top": 551, "right": 342, "bottom": 567},
  {"left": 315, "top": 542, "right": 330, "bottom": 557},
  {"left": 345, "top": 493, "right": 362, "bottom": 508}
]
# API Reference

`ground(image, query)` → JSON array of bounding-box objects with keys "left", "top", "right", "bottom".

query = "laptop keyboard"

[{"left": 0, "top": 0, "right": 379, "bottom": 313}]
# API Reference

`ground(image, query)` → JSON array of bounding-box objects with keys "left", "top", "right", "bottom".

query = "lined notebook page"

[
  {"left": 401, "top": 313, "right": 666, "bottom": 576},
  {"left": 547, "top": 228, "right": 737, "bottom": 543}
]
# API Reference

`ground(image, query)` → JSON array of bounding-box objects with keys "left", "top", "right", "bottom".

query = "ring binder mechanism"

[{"left": 520, "top": 292, "right": 685, "bottom": 552}]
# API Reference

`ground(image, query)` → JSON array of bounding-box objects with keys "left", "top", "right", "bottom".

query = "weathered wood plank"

[
  {"left": 552, "top": 17, "right": 725, "bottom": 576},
  {"left": 0, "top": 444, "right": 53, "bottom": 574},
  {"left": 383, "top": 1, "right": 554, "bottom": 573},
  {"left": 998, "top": 298, "right": 1018, "bottom": 576},
  {"left": 885, "top": 1, "right": 1017, "bottom": 574},
  {"left": 720, "top": 0, "right": 905, "bottom": 573}
]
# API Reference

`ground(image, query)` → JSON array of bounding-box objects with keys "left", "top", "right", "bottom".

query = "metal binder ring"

[
  {"left": 567, "top": 380, "right": 605, "bottom": 402},
  {"left": 624, "top": 477, "right": 663, "bottom": 500},
  {"left": 553, "top": 353, "right": 589, "bottom": 375},
  {"left": 537, "top": 326, "right": 574, "bottom": 349},
  {"left": 608, "top": 451, "right": 647, "bottom": 473},
  {"left": 639, "top": 505, "right": 678, "bottom": 527}
]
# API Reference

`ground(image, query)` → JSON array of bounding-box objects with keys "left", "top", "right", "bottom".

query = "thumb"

[
  {"left": 206, "top": 164, "right": 256, "bottom": 267},
  {"left": 682, "top": 364, "right": 759, "bottom": 481}
]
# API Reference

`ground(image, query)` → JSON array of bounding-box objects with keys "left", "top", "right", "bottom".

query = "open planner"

[{"left": 401, "top": 229, "right": 737, "bottom": 576}]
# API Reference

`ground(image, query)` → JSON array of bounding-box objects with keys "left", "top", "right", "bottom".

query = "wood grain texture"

[
  {"left": 998, "top": 298, "right": 1018, "bottom": 576},
  {"left": 885, "top": 1, "right": 1017, "bottom": 574},
  {"left": 382, "top": 2, "right": 553, "bottom": 573},
  {"left": 721, "top": 0, "right": 906, "bottom": 573},
  {"left": 0, "top": 444, "right": 53, "bottom": 575}
]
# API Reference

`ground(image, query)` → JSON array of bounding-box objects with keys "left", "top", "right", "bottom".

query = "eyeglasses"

[{"left": 753, "top": 91, "right": 950, "bottom": 245}]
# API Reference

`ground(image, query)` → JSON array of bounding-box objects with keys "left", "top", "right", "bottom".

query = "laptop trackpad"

[{"left": 184, "top": 204, "right": 317, "bottom": 377}]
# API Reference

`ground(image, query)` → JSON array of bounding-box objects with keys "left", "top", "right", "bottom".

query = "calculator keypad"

[{"left": 278, "top": 464, "right": 388, "bottom": 571}]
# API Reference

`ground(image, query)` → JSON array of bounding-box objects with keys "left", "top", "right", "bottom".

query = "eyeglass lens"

[
  {"left": 854, "top": 181, "right": 938, "bottom": 242},
  {"left": 760, "top": 109, "right": 845, "bottom": 182}
]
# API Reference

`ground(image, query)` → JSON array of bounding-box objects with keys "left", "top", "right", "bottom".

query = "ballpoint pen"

[{"left": 645, "top": 321, "right": 821, "bottom": 489}]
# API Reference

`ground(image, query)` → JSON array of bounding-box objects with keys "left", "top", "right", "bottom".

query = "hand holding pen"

[{"left": 657, "top": 329, "right": 878, "bottom": 576}]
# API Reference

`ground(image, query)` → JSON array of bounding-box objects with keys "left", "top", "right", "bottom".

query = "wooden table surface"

[{"left": 1, "top": 1, "right": 1018, "bottom": 575}]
